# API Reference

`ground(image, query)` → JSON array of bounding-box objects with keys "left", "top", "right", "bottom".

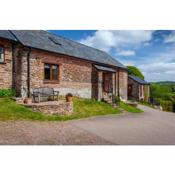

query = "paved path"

[
  {"left": 0, "top": 105, "right": 175, "bottom": 145},
  {"left": 71, "top": 105, "right": 175, "bottom": 145}
]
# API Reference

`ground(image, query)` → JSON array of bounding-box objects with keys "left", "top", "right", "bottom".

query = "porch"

[{"left": 92, "top": 65, "right": 117, "bottom": 104}]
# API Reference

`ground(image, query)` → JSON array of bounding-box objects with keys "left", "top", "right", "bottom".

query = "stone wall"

[
  {"left": 118, "top": 69, "right": 128, "bottom": 101},
  {"left": 91, "top": 66, "right": 99, "bottom": 100},
  {"left": 0, "top": 39, "right": 129, "bottom": 102},
  {"left": 128, "top": 77, "right": 139, "bottom": 100},
  {"left": 97, "top": 71, "right": 103, "bottom": 101},
  {"left": 0, "top": 40, "right": 13, "bottom": 88},
  {"left": 13, "top": 47, "right": 31, "bottom": 97},
  {"left": 144, "top": 85, "right": 150, "bottom": 102},
  {"left": 25, "top": 101, "right": 73, "bottom": 115},
  {"left": 128, "top": 77, "right": 150, "bottom": 102},
  {"left": 26, "top": 49, "right": 92, "bottom": 98}
]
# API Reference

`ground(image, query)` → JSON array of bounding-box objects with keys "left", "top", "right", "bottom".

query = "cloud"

[
  {"left": 119, "top": 47, "right": 175, "bottom": 82},
  {"left": 143, "top": 42, "right": 151, "bottom": 46},
  {"left": 164, "top": 31, "right": 175, "bottom": 43},
  {"left": 80, "top": 30, "right": 153, "bottom": 52},
  {"left": 135, "top": 50, "right": 175, "bottom": 82},
  {"left": 117, "top": 50, "right": 135, "bottom": 56},
  {"left": 79, "top": 30, "right": 175, "bottom": 82}
]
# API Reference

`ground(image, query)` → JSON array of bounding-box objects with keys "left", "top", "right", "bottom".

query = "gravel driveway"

[
  {"left": 0, "top": 105, "right": 175, "bottom": 145},
  {"left": 0, "top": 121, "right": 112, "bottom": 145}
]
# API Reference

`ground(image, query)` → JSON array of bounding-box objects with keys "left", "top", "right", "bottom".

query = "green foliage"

[
  {"left": 127, "top": 66, "right": 144, "bottom": 80},
  {"left": 150, "top": 82, "right": 175, "bottom": 112},
  {"left": 114, "top": 96, "right": 120, "bottom": 104},
  {"left": 0, "top": 97, "right": 144, "bottom": 121},
  {"left": 66, "top": 93, "right": 73, "bottom": 97},
  {"left": 155, "top": 98, "right": 173, "bottom": 112},
  {"left": 0, "top": 89, "right": 15, "bottom": 97},
  {"left": 150, "top": 83, "right": 173, "bottom": 100},
  {"left": 171, "top": 86, "right": 175, "bottom": 92}
]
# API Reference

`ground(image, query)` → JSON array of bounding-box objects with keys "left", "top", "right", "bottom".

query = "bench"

[{"left": 32, "top": 87, "right": 59, "bottom": 103}]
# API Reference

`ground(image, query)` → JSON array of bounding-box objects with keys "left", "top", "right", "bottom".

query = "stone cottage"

[
  {"left": 128, "top": 75, "right": 150, "bottom": 102},
  {"left": 0, "top": 30, "right": 128, "bottom": 102}
]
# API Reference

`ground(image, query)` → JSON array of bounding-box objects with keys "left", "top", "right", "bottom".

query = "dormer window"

[{"left": 0, "top": 46, "right": 4, "bottom": 62}]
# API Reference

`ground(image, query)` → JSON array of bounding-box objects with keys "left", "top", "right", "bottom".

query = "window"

[
  {"left": 0, "top": 46, "right": 4, "bottom": 62},
  {"left": 44, "top": 63, "right": 59, "bottom": 81}
]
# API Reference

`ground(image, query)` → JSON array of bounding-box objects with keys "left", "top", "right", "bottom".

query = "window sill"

[
  {"left": 0, "top": 62, "right": 6, "bottom": 64},
  {"left": 43, "top": 80, "right": 60, "bottom": 84}
]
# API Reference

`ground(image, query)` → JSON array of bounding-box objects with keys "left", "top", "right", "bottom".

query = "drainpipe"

[
  {"left": 117, "top": 68, "right": 120, "bottom": 98},
  {"left": 12, "top": 44, "right": 16, "bottom": 91},
  {"left": 27, "top": 48, "right": 31, "bottom": 98},
  {"left": 115, "top": 71, "right": 116, "bottom": 97}
]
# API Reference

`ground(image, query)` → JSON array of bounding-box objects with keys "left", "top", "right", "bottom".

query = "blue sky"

[{"left": 49, "top": 30, "right": 175, "bottom": 82}]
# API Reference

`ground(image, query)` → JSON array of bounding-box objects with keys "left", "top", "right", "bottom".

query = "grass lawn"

[
  {"left": 120, "top": 102, "right": 143, "bottom": 113},
  {"left": 0, "top": 98, "right": 142, "bottom": 121}
]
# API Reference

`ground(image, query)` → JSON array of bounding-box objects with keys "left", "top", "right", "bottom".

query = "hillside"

[
  {"left": 150, "top": 82, "right": 175, "bottom": 112},
  {"left": 151, "top": 81, "right": 175, "bottom": 85}
]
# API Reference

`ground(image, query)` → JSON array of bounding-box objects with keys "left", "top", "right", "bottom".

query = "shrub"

[
  {"left": 0, "top": 89, "right": 15, "bottom": 97},
  {"left": 66, "top": 93, "right": 73, "bottom": 97},
  {"left": 160, "top": 100, "right": 173, "bottom": 112},
  {"left": 127, "top": 66, "right": 144, "bottom": 80},
  {"left": 155, "top": 98, "right": 173, "bottom": 112},
  {"left": 114, "top": 96, "right": 120, "bottom": 104}
]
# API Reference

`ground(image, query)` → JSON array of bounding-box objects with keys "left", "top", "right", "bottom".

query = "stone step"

[
  {"left": 103, "top": 97, "right": 114, "bottom": 105},
  {"left": 103, "top": 97, "right": 112, "bottom": 100}
]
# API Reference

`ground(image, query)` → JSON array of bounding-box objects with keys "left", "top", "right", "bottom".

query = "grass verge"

[
  {"left": 139, "top": 101, "right": 154, "bottom": 108},
  {"left": 120, "top": 102, "right": 143, "bottom": 113},
  {"left": 0, "top": 98, "right": 122, "bottom": 121},
  {"left": 0, "top": 98, "right": 143, "bottom": 121}
]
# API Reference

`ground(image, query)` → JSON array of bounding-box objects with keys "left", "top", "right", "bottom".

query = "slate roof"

[
  {"left": 0, "top": 30, "right": 17, "bottom": 41},
  {"left": 94, "top": 65, "right": 116, "bottom": 72},
  {"left": 0, "top": 30, "right": 126, "bottom": 69},
  {"left": 129, "top": 75, "right": 150, "bottom": 85}
]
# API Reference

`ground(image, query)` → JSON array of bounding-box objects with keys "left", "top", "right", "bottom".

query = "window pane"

[
  {"left": 44, "top": 64, "right": 50, "bottom": 80},
  {"left": 52, "top": 65, "right": 57, "bottom": 80},
  {"left": 0, "top": 47, "right": 4, "bottom": 62},
  {"left": 0, "top": 47, "right": 3, "bottom": 54}
]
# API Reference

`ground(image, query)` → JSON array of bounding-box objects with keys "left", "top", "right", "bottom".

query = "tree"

[{"left": 127, "top": 66, "right": 144, "bottom": 80}]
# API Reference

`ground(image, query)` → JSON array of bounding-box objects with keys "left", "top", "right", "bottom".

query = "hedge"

[
  {"left": 155, "top": 98, "right": 173, "bottom": 112},
  {"left": 0, "top": 89, "right": 15, "bottom": 97}
]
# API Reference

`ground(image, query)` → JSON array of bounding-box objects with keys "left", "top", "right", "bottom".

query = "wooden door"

[
  {"left": 103, "top": 73, "right": 111, "bottom": 93},
  {"left": 128, "top": 84, "right": 133, "bottom": 97}
]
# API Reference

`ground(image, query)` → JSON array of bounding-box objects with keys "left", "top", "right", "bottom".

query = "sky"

[{"left": 49, "top": 30, "right": 175, "bottom": 82}]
